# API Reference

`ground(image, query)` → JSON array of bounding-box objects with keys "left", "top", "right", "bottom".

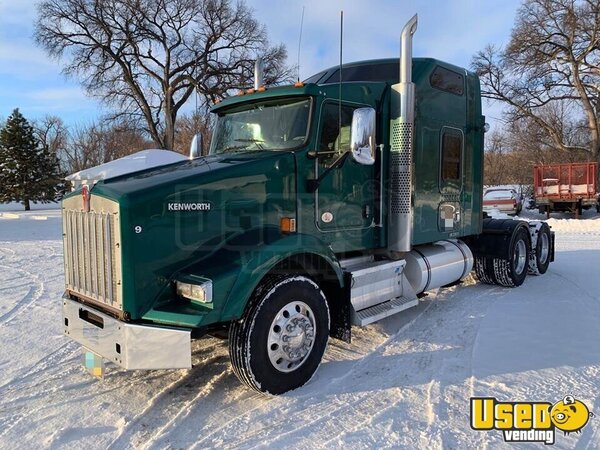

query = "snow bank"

[
  {"left": 66, "top": 149, "right": 187, "bottom": 189},
  {"left": 0, "top": 202, "right": 60, "bottom": 212},
  {"left": 487, "top": 207, "right": 600, "bottom": 234},
  {"left": 0, "top": 207, "right": 61, "bottom": 221},
  {"left": 546, "top": 216, "right": 600, "bottom": 233}
]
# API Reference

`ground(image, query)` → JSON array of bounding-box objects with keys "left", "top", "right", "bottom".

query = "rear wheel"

[
  {"left": 474, "top": 256, "right": 496, "bottom": 285},
  {"left": 492, "top": 226, "right": 531, "bottom": 287},
  {"left": 531, "top": 223, "right": 551, "bottom": 275},
  {"left": 228, "top": 275, "right": 330, "bottom": 395}
]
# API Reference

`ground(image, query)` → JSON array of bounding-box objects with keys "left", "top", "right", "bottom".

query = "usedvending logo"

[
  {"left": 471, "top": 395, "right": 594, "bottom": 445},
  {"left": 167, "top": 202, "right": 212, "bottom": 212}
]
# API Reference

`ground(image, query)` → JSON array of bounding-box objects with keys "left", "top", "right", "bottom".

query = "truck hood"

[
  {"left": 90, "top": 150, "right": 289, "bottom": 199},
  {"left": 66, "top": 149, "right": 187, "bottom": 190}
]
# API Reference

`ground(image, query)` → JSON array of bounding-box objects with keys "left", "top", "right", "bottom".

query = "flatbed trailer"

[{"left": 534, "top": 162, "right": 599, "bottom": 218}]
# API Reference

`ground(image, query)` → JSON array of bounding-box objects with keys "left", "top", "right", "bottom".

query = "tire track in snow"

[
  {"left": 141, "top": 369, "right": 231, "bottom": 450},
  {"left": 106, "top": 341, "right": 231, "bottom": 450},
  {"left": 0, "top": 346, "right": 82, "bottom": 441},
  {"left": 185, "top": 299, "right": 437, "bottom": 450},
  {"left": 201, "top": 284, "right": 496, "bottom": 450},
  {"left": 0, "top": 247, "right": 16, "bottom": 263},
  {"left": 427, "top": 285, "right": 494, "bottom": 450},
  {"left": 0, "top": 341, "right": 77, "bottom": 392},
  {"left": 317, "top": 284, "right": 490, "bottom": 450},
  {"left": 130, "top": 306, "right": 433, "bottom": 450},
  {"left": 0, "top": 265, "right": 44, "bottom": 326},
  {"left": 0, "top": 242, "right": 62, "bottom": 325}
]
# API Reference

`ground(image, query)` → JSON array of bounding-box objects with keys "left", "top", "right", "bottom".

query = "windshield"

[{"left": 209, "top": 98, "right": 311, "bottom": 154}]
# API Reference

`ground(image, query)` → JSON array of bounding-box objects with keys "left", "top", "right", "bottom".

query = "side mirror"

[
  {"left": 350, "top": 107, "right": 376, "bottom": 165},
  {"left": 189, "top": 133, "right": 203, "bottom": 159}
]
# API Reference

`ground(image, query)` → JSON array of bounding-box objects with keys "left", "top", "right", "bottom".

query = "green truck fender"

[
  {"left": 218, "top": 232, "right": 351, "bottom": 342},
  {"left": 220, "top": 233, "right": 342, "bottom": 314}
]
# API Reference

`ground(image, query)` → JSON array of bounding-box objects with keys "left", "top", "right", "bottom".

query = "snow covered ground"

[{"left": 1, "top": 207, "right": 600, "bottom": 449}]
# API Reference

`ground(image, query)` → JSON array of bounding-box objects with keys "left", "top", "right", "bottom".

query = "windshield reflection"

[{"left": 210, "top": 98, "right": 311, "bottom": 154}]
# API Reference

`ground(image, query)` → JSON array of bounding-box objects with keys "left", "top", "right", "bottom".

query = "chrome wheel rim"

[
  {"left": 267, "top": 301, "right": 316, "bottom": 373},
  {"left": 514, "top": 239, "right": 527, "bottom": 275},
  {"left": 539, "top": 233, "right": 550, "bottom": 264}
]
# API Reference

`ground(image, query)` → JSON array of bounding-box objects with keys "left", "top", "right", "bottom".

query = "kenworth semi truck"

[{"left": 61, "top": 15, "right": 554, "bottom": 394}]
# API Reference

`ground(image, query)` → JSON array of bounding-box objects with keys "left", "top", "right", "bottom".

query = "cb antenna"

[
  {"left": 296, "top": 6, "right": 305, "bottom": 82},
  {"left": 194, "top": 84, "right": 199, "bottom": 134},
  {"left": 338, "top": 10, "right": 343, "bottom": 150}
]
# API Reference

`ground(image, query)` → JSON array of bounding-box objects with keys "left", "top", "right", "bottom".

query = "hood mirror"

[
  {"left": 350, "top": 107, "right": 376, "bottom": 166},
  {"left": 189, "top": 133, "right": 203, "bottom": 159}
]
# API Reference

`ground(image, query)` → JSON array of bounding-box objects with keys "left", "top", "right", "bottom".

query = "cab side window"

[
  {"left": 430, "top": 66, "right": 464, "bottom": 96},
  {"left": 441, "top": 129, "right": 462, "bottom": 182},
  {"left": 319, "top": 102, "right": 356, "bottom": 154}
]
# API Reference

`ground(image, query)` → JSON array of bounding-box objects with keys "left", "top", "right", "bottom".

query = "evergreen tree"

[{"left": 0, "top": 108, "right": 66, "bottom": 210}]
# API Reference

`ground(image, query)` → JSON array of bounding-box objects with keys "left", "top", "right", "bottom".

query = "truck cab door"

[{"left": 314, "top": 101, "right": 376, "bottom": 251}]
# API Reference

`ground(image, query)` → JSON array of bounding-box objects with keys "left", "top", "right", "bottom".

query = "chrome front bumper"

[{"left": 62, "top": 296, "right": 191, "bottom": 370}]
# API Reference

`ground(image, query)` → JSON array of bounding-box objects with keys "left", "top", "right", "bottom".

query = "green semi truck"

[{"left": 61, "top": 15, "right": 554, "bottom": 394}]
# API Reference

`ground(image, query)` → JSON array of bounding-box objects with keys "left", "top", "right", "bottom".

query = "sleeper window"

[{"left": 441, "top": 130, "right": 462, "bottom": 182}]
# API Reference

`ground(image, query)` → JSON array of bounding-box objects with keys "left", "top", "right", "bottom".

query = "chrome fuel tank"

[{"left": 403, "top": 240, "right": 473, "bottom": 294}]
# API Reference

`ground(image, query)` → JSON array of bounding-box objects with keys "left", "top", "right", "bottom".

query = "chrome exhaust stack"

[
  {"left": 254, "top": 57, "right": 264, "bottom": 90},
  {"left": 388, "top": 14, "right": 418, "bottom": 253}
]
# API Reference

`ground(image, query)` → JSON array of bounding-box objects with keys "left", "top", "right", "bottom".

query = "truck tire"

[
  {"left": 492, "top": 226, "right": 531, "bottom": 287},
  {"left": 531, "top": 223, "right": 551, "bottom": 275},
  {"left": 474, "top": 256, "right": 496, "bottom": 285},
  {"left": 228, "top": 275, "right": 330, "bottom": 395}
]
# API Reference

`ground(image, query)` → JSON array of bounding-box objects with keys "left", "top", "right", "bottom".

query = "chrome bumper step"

[{"left": 352, "top": 296, "right": 419, "bottom": 326}]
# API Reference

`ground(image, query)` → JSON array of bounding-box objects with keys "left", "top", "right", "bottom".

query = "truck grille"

[{"left": 62, "top": 196, "right": 122, "bottom": 312}]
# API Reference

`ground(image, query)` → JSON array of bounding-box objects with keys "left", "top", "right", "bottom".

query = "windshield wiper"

[
  {"left": 221, "top": 144, "right": 248, "bottom": 153},
  {"left": 235, "top": 138, "right": 265, "bottom": 150}
]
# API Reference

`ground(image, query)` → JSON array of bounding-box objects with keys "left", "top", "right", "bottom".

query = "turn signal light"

[{"left": 280, "top": 217, "right": 296, "bottom": 233}]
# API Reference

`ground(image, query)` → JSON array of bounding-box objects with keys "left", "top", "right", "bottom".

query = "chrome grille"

[{"left": 62, "top": 199, "right": 122, "bottom": 311}]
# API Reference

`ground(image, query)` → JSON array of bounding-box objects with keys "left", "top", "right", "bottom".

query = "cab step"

[
  {"left": 340, "top": 256, "right": 419, "bottom": 327},
  {"left": 352, "top": 296, "right": 419, "bottom": 326}
]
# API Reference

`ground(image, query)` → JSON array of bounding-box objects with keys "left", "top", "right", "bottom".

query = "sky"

[{"left": 0, "top": 0, "right": 522, "bottom": 130}]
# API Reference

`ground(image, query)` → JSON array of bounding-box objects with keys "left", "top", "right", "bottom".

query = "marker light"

[{"left": 280, "top": 217, "right": 297, "bottom": 233}]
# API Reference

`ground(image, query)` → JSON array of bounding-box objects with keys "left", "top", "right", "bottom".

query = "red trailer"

[{"left": 533, "top": 162, "right": 599, "bottom": 218}]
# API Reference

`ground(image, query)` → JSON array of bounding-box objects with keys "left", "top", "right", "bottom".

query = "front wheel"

[{"left": 228, "top": 275, "right": 330, "bottom": 395}]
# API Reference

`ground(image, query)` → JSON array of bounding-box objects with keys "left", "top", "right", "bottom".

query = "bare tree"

[
  {"left": 484, "top": 131, "right": 510, "bottom": 186},
  {"left": 472, "top": 0, "right": 600, "bottom": 175},
  {"left": 33, "top": 115, "right": 69, "bottom": 170},
  {"left": 35, "top": 0, "right": 293, "bottom": 150},
  {"left": 64, "top": 120, "right": 153, "bottom": 173},
  {"left": 173, "top": 107, "right": 214, "bottom": 156}
]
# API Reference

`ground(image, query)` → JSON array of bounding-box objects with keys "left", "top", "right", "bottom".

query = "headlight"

[{"left": 176, "top": 278, "right": 213, "bottom": 304}]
